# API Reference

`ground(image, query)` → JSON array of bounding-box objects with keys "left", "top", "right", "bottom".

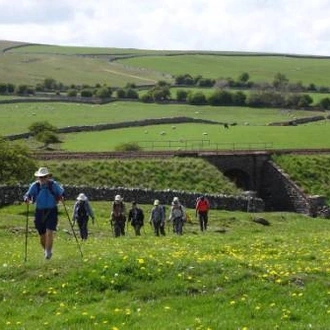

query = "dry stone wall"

[{"left": 0, "top": 185, "right": 264, "bottom": 212}]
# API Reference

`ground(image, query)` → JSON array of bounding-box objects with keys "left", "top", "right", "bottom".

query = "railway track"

[{"left": 33, "top": 148, "right": 330, "bottom": 160}]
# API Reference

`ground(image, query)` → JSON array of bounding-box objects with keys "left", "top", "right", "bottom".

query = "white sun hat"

[
  {"left": 34, "top": 167, "right": 51, "bottom": 177},
  {"left": 115, "top": 195, "right": 122, "bottom": 201},
  {"left": 154, "top": 199, "right": 160, "bottom": 206},
  {"left": 173, "top": 196, "right": 179, "bottom": 202},
  {"left": 77, "top": 193, "right": 87, "bottom": 201}
]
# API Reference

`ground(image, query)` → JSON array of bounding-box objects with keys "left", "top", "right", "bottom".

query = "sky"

[{"left": 0, "top": 0, "right": 330, "bottom": 56}]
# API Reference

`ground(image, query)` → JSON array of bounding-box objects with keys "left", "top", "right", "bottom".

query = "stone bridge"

[{"left": 196, "top": 151, "right": 323, "bottom": 215}]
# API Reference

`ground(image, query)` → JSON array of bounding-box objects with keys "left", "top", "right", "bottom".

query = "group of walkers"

[{"left": 24, "top": 167, "right": 210, "bottom": 260}]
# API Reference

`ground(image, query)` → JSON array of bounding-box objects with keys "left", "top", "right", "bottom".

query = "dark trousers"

[
  {"left": 132, "top": 224, "right": 142, "bottom": 236},
  {"left": 113, "top": 215, "right": 126, "bottom": 237},
  {"left": 77, "top": 216, "right": 89, "bottom": 240},
  {"left": 173, "top": 217, "right": 183, "bottom": 235},
  {"left": 198, "top": 211, "right": 208, "bottom": 231},
  {"left": 153, "top": 221, "right": 166, "bottom": 236}
]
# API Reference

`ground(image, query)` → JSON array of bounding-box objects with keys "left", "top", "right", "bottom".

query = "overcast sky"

[{"left": 0, "top": 0, "right": 329, "bottom": 56}]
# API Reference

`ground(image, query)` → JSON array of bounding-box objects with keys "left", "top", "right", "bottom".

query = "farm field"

[
  {"left": 117, "top": 55, "right": 330, "bottom": 86},
  {"left": 60, "top": 123, "right": 330, "bottom": 152},
  {"left": 2, "top": 41, "right": 330, "bottom": 87},
  {"left": 0, "top": 101, "right": 327, "bottom": 136},
  {"left": 1, "top": 203, "right": 329, "bottom": 329}
]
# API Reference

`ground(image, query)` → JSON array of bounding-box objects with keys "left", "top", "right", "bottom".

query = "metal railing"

[{"left": 137, "top": 139, "right": 273, "bottom": 151}]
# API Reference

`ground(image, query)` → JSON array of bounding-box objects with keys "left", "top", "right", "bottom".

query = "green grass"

[
  {"left": 0, "top": 54, "right": 166, "bottom": 86},
  {"left": 57, "top": 123, "right": 330, "bottom": 152},
  {"left": 2, "top": 40, "right": 330, "bottom": 88},
  {"left": 273, "top": 154, "right": 330, "bottom": 201},
  {"left": 38, "top": 158, "right": 241, "bottom": 195},
  {"left": 0, "top": 101, "right": 326, "bottom": 136},
  {"left": 1, "top": 203, "right": 330, "bottom": 329},
  {"left": 117, "top": 55, "right": 330, "bottom": 86}
]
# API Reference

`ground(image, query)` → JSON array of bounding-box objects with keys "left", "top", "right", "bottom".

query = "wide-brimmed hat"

[
  {"left": 77, "top": 193, "right": 87, "bottom": 201},
  {"left": 34, "top": 167, "right": 51, "bottom": 177},
  {"left": 154, "top": 199, "right": 160, "bottom": 206},
  {"left": 115, "top": 195, "right": 122, "bottom": 201}
]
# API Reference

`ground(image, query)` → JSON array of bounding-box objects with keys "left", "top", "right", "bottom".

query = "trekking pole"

[
  {"left": 62, "top": 200, "right": 83, "bottom": 258},
  {"left": 24, "top": 202, "right": 29, "bottom": 262}
]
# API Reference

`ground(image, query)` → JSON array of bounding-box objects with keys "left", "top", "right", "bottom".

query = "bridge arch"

[{"left": 223, "top": 168, "right": 251, "bottom": 190}]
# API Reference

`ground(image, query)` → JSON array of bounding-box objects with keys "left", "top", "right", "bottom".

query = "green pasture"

[
  {"left": 5, "top": 44, "right": 173, "bottom": 55},
  {"left": 2, "top": 40, "right": 330, "bottom": 88},
  {"left": 118, "top": 55, "right": 330, "bottom": 86},
  {"left": 0, "top": 101, "right": 326, "bottom": 136},
  {"left": 0, "top": 53, "right": 164, "bottom": 86},
  {"left": 1, "top": 203, "right": 330, "bottom": 329},
  {"left": 59, "top": 123, "right": 330, "bottom": 152}
]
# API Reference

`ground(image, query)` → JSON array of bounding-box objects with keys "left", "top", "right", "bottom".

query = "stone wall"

[
  {"left": 259, "top": 161, "right": 311, "bottom": 213},
  {"left": 0, "top": 185, "right": 264, "bottom": 212}
]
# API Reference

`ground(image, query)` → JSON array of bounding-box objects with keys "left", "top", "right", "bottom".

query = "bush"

[{"left": 115, "top": 142, "right": 142, "bottom": 152}]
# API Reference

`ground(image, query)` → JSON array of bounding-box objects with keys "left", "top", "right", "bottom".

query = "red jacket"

[{"left": 196, "top": 198, "right": 210, "bottom": 212}]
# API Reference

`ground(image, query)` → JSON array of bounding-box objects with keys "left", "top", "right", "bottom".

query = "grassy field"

[
  {"left": 53, "top": 123, "right": 330, "bottom": 152},
  {"left": 37, "top": 158, "right": 241, "bottom": 195},
  {"left": 0, "top": 101, "right": 327, "bottom": 136},
  {"left": 1, "top": 202, "right": 329, "bottom": 329},
  {"left": 0, "top": 53, "right": 164, "bottom": 86},
  {"left": 117, "top": 55, "right": 330, "bottom": 86},
  {"left": 2, "top": 41, "right": 330, "bottom": 87}
]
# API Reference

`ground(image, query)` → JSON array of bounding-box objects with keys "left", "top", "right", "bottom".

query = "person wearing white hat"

[
  {"left": 110, "top": 195, "right": 126, "bottom": 237},
  {"left": 72, "top": 193, "right": 95, "bottom": 240},
  {"left": 149, "top": 199, "right": 166, "bottom": 236},
  {"left": 23, "top": 167, "right": 64, "bottom": 259},
  {"left": 169, "top": 197, "right": 186, "bottom": 235}
]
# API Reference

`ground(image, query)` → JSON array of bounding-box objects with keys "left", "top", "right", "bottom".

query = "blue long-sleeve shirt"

[{"left": 24, "top": 180, "right": 64, "bottom": 209}]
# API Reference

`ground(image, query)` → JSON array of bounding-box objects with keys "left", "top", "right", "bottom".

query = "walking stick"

[
  {"left": 24, "top": 203, "right": 29, "bottom": 262},
  {"left": 62, "top": 200, "right": 83, "bottom": 258}
]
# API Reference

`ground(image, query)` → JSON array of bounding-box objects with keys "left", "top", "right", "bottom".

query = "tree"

[
  {"left": 273, "top": 73, "right": 289, "bottom": 90},
  {"left": 238, "top": 72, "right": 250, "bottom": 83},
  {"left": 28, "top": 121, "right": 60, "bottom": 149},
  {"left": 95, "top": 87, "right": 112, "bottom": 99},
  {"left": 318, "top": 97, "right": 330, "bottom": 110},
  {"left": 187, "top": 92, "right": 207, "bottom": 105},
  {"left": 28, "top": 121, "right": 57, "bottom": 137},
  {"left": 0, "top": 137, "right": 36, "bottom": 184},
  {"left": 176, "top": 89, "right": 188, "bottom": 102},
  {"left": 43, "top": 78, "right": 57, "bottom": 90},
  {"left": 35, "top": 131, "right": 61, "bottom": 149}
]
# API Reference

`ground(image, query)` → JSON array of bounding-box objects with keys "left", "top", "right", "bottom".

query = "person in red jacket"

[{"left": 195, "top": 195, "right": 210, "bottom": 232}]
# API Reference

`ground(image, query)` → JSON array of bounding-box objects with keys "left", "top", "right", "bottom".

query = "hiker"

[
  {"left": 110, "top": 195, "right": 126, "bottom": 237},
  {"left": 169, "top": 196, "right": 186, "bottom": 235},
  {"left": 128, "top": 201, "right": 145, "bottom": 236},
  {"left": 72, "top": 193, "right": 95, "bottom": 240},
  {"left": 150, "top": 199, "right": 166, "bottom": 236},
  {"left": 23, "top": 167, "right": 64, "bottom": 260},
  {"left": 195, "top": 195, "right": 210, "bottom": 231}
]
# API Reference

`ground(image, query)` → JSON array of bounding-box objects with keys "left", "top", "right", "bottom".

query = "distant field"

[
  {"left": 0, "top": 53, "right": 167, "bottom": 86},
  {"left": 59, "top": 123, "right": 330, "bottom": 151},
  {"left": 0, "top": 101, "right": 326, "bottom": 136},
  {"left": 118, "top": 55, "right": 330, "bottom": 86},
  {"left": 2, "top": 41, "right": 330, "bottom": 88}
]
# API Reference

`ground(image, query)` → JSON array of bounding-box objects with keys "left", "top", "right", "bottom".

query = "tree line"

[{"left": 1, "top": 72, "right": 330, "bottom": 110}]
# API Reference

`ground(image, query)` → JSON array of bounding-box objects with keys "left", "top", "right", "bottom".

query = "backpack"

[
  {"left": 36, "top": 180, "right": 60, "bottom": 202},
  {"left": 77, "top": 201, "right": 87, "bottom": 218},
  {"left": 152, "top": 206, "right": 164, "bottom": 223}
]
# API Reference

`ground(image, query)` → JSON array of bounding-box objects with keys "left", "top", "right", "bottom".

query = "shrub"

[{"left": 115, "top": 142, "right": 142, "bottom": 152}]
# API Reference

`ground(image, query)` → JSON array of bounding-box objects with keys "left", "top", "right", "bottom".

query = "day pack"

[{"left": 36, "top": 180, "right": 61, "bottom": 202}]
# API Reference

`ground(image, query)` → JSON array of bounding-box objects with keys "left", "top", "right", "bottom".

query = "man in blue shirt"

[{"left": 24, "top": 167, "right": 64, "bottom": 259}]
